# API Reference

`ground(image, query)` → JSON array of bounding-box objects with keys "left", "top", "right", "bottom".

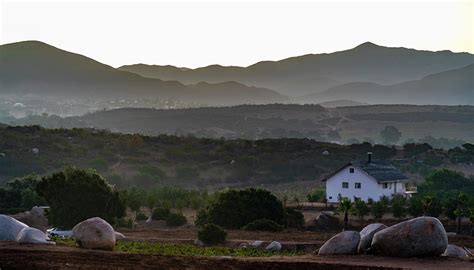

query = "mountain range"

[
  {"left": 120, "top": 42, "right": 474, "bottom": 98},
  {"left": 0, "top": 41, "right": 287, "bottom": 105},
  {"left": 0, "top": 40, "right": 473, "bottom": 107}
]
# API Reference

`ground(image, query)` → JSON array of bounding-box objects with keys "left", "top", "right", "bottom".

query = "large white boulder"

[
  {"left": 72, "top": 217, "right": 116, "bottom": 250},
  {"left": 371, "top": 217, "right": 448, "bottom": 257},
  {"left": 442, "top": 244, "right": 469, "bottom": 258},
  {"left": 16, "top": 227, "right": 55, "bottom": 245},
  {"left": 358, "top": 223, "right": 387, "bottom": 254},
  {"left": 265, "top": 241, "right": 282, "bottom": 251},
  {"left": 0, "top": 215, "right": 29, "bottom": 241},
  {"left": 318, "top": 231, "right": 360, "bottom": 255}
]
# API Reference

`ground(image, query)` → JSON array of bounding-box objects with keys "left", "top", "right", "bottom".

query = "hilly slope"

[
  {"left": 8, "top": 104, "right": 474, "bottom": 146},
  {"left": 119, "top": 42, "right": 474, "bottom": 96},
  {"left": 0, "top": 41, "right": 287, "bottom": 105},
  {"left": 304, "top": 64, "right": 474, "bottom": 105}
]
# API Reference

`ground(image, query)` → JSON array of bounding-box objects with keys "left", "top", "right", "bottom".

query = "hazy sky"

[{"left": 1, "top": 0, "right": 472, "bottom": 68}]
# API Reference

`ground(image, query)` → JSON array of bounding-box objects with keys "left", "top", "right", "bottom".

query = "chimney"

[{"left": 367, "top": 152, "right": 372, "bottom": 163}]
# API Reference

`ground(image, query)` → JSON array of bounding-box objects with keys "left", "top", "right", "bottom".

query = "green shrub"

[
  {"left": 198, "top": 223, "right": 227, "bottom": 245},
  {"left": 197, "top": 188, "right": 286, "bottom": 229},
  {"left": 114, "top": 217, "right": 133, "bottom": 228},
  {"left": 286, "top": 208, "right": 304, "bottom": 228},
  {"left": 165, "top": 213, "right": 187, "bottom": 226},
  {"left": 135, "top": 212, "right": 148, "bottom": 221},
  {"left": 242, "top": 218, "right": 284, "bottom": 232},
  {"left": 152, "top": 207, "right": 171, "bottom": 220}
]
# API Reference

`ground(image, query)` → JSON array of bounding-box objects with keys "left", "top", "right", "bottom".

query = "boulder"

[
  {"left": 16, "top": 227, "right": 55, "bottom": 245},
  {"left": 115, "top": 231, "right": 126, "bottom": 240},
  {"left": 316, "top": 211, "right": 339, "bottom": 230},
  {"left": 442, "top": 244, "right": 469, "bottom": 258},
  {"left": 13, "top": 206, "right": 49, "bottom": 232},
  {"left": 318, "top": 231, "right": 360, "bottom": 255},
  {"left": 250, "top": 240, "right": 264, "bottom": 249},
  {"left": 193, "top": 239, "right": 204, "bottom": 247},
  {"left": 357, "top": 223, "right": 387, "bottom": 253},
  {"left": 371, "top": 217, "right": 448, "bottom": 257},
  {"left": 0, "top": 215, "right": 29, "bottom": 241},
  {"left": 265, "top": 241, "right": 282, "bottom": 251},
  {"left": 72, "top": 217, "right": 116, "bottom": 250}
]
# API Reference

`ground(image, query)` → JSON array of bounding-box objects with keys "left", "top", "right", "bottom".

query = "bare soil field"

[
  {"left": 1, "top": 228, "right": 473, "bottom": 270},
  {"left": 0, "top": 242, "right": 473, "bottom": 270}
]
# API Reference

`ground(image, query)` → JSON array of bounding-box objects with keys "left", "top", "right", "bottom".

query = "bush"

[
  {"left": 152, "top": 207, "right": 171, "bottom": 220},
  {"left": 135, "top": 212, "right": 148, "bottom": 221},
  {"left": 197, "top": 188, "right": 286, "bottom": 229},
  {"left": 286, "top": 208, "right": 304, "bottom": 228},
  {"left": 198, "top": 223, "right": 227, "bottom": 245},
  {"left": 242, "top": 218, "right": 284, "bottom": 232},
  {"left": 165, "top": 213, "right": 187, "bottom": 226}
]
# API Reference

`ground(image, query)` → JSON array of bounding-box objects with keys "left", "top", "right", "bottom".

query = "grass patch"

[{"left": 54, "top": 237, "right": 302, "bottom": 257}]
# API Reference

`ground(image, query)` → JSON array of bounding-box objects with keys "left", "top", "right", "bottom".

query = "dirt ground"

[
  {"left": 0, "top": 242, "right": 473, "bottom": 270},
  {"left": 1, "top": 227, "right": 474, "bottom": 270}
]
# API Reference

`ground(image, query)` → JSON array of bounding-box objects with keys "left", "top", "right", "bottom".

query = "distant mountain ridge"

[
  {"left": 119, "top": 42, "right": 474, "bottom": 96},
  {"left": 304, "top": 64, "right": 474, "bottom": 105},
  {"left": 0, "top": 41, "right": 288, "bottom": 105}
]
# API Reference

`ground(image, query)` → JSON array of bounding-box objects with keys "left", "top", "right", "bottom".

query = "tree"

[
  {"left": 196, "top": 188, "right": 286, "bottom": 229},
  {"left": 391, "top": 195, "right": 407, "bottom": 220},
  {"left": 420, "top": 195, "right": 442, "bottom": 217},
  {"left": 371, "top": 200, "right": 388, "bottom": 221},
  {"left": 36, "top": 167, "right": 126, "bottom": 228},
  {"left": 408, "top": 196, "right": 423, "bottom": 217},
  {"left": 380, "top": 126, "right": 402, "bottom": 145},
  {"left": 338, "top": 198, "right": 352, "bottom": 230},
  {"left": 453, "top": 193, "right": 468, "bottom": 234},
  {"left": 307, "top": 188, "right": 325, "bottom": 206},
  {"left": 351, "top": 198, "right": 369, "bottom": 226}
]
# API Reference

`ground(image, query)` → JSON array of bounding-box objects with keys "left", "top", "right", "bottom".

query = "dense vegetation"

[
  {"left": 196, "top": 188, "right": 287, "bottom": 229},
  {"left": 0, "top": 125, "right": 404, "bottom": 188},
  {"left": 36, "top": 167, "right": 126, "bottom": 228}
]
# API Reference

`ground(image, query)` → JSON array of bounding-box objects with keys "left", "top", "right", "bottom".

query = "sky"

[{"left": 1, "top": 0, "right": 472, "bottom": 68}]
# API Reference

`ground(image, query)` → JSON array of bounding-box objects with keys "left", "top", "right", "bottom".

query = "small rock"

[
  {"left": 194, "top": 239, "right": 204, "bottom": 247},
  {"left": 0, "top": 215, "right": 29, "bottom": 241},
  {"left": 358, "top": 223, "right": 387, "bottom": 253},
  {"left": 371, "top": 217, "right": 448, "bottom": 257},
  {"left": 72, "top": 217, "right": 116, "bottom": 250},
  {"left": 442, "top": 244, "right": 469, "bottom": 258},
  {"left": 16, "top": 227, "right": 55, "bottom": 245},
  {"left": 239, "top": 242, "right": 249, "bottom": 248},
  {"left": 265, "top": 241, "right": 281, "bottom": 251},
  {"left": 316, "top": 211, "right": 339, "bottom": 229},
  {"left": 318, "top": 231, "right": 360, "bottom": 255},
  {"left": 250, "top": 240, "right": 264, "bottom": 249},
  {"left": 115, "top": 231, "right": 126, "bottom": 240}
]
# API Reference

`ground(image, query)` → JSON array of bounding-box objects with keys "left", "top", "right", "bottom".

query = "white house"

[{"left": 324, "top": 153, "right": 408, "bottom": 203}]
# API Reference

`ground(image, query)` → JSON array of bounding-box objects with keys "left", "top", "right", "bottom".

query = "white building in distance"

[{"left": 324, "top": 153, "right": 408, "bottom": 203}]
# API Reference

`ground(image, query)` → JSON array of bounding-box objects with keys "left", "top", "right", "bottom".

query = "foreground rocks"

[
  {"left": 318, "top": 231, "right": 360, "bottom": 255},
  {"left": 442, "top": 244, "right": 470, "bottom": 258},
  {"left": 371, "top": 217, "right": 448, "bottom": 257},
  {"left": 358, "top": 223, "right": 387, "bottom": 254},
  {"left": 0, "top": 215, "right": 29, "bottom": 241},
  {"left": 72, "top": 217, "right": 116, "bottom": 250},
  {"left": 12, "top": 206, "right": 49, "bottom": 232},
  {"left": 265, "top": 241, "right": 282, "bottom": 251},
  {"left": 16, "top": 227, "right": 55, "bottom": 245}
]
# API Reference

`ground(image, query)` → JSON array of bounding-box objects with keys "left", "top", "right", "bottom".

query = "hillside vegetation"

[{"left": 0, "top": 125, "right": 471, "bottom": 189}]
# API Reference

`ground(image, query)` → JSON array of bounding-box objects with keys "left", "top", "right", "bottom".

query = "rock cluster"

[
  {"left": 0, "top": 214, "right": 54, "bottom": 245},
  {"left": 318, "top": 217, "right": 460, "bottom": 258}
]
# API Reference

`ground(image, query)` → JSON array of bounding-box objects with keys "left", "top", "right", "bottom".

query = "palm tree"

[
  {"left": 351, "top": 198, "right": 369, "bottom": 227},
  {"left": 338, "top": 198, "right": 353, "bottom": 231},
  {"left": 421, "top": 195, "right": 434, "bottom": 216}
]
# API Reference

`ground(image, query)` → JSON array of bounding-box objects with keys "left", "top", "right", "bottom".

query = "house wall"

[{"left": 325, "top": 166, "right": 406, "bottom": 203}]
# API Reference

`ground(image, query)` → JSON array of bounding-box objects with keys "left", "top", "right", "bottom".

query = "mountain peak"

[{"left": 353, "top": 41, "right": 382, "bottom": 50}]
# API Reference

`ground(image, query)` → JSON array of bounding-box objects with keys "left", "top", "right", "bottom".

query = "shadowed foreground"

[{"left": 0, "top": 242, "right": 473, "bottom": 270}]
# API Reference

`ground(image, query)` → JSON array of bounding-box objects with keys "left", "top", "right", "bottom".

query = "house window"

[
  {"left": 329, "top": 196, "right": 333, "bottom": 200},
  {"left": 342, "top": 182, "right": 349, "bottom": 188},
  {"left": 355, "top": 182, "right": 361, "bottom": 189},
  {"left": 349, "top": 168, "right": 355, "bottom": 173},
  {"left": 383, "top": 183, "right": 388, "bottom": 189}
]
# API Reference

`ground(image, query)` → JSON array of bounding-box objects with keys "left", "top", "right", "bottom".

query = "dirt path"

[{"left": 0, "top": 242, "right": 473, "bottom": 270}]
